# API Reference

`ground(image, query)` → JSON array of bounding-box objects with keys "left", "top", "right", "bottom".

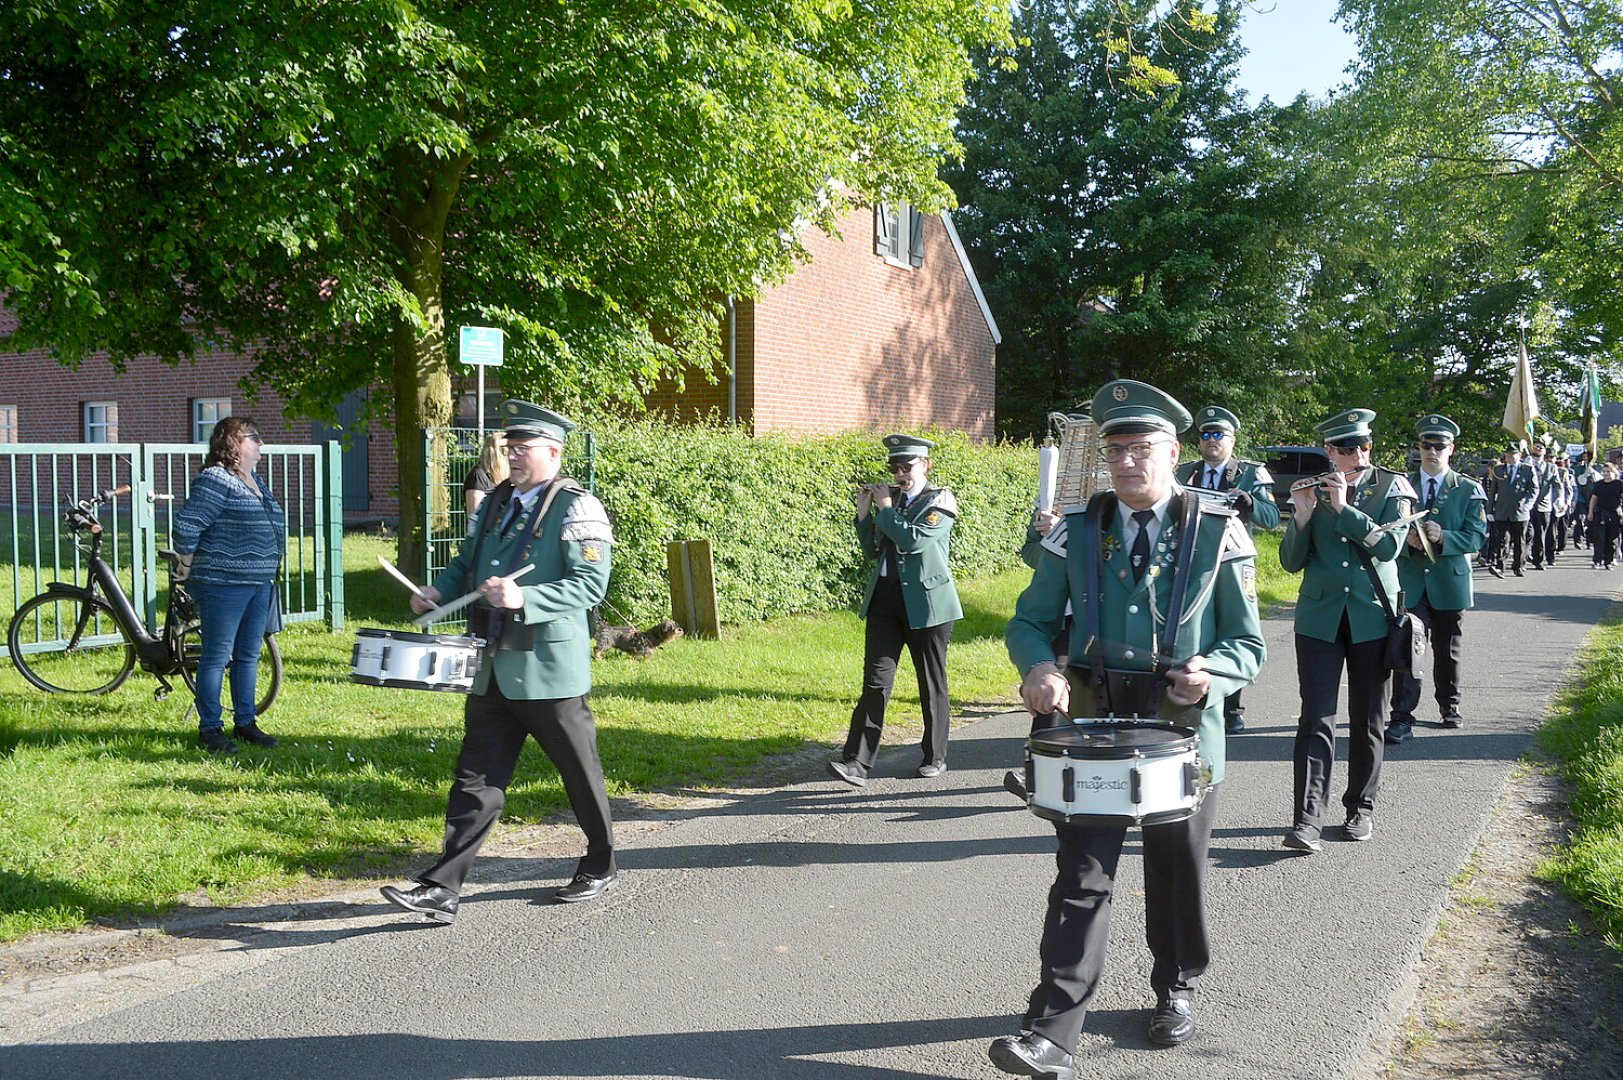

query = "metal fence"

[{"left": 2, "top": 442, "right": 345, "bottom": 635}]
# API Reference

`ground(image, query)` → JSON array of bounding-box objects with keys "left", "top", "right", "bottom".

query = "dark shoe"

[
  {"left": 1343, "top": 810, "right": 1373, "bottom": 842},
  {"left": 232, "top": 724, "right": 277, "bottom": 748},
  {"left": 380, "top": 883, "right": 458, "bottom": 924},
  {"left": 1147, "top": 997, "right": 1195, "bottom": 1047},
  {"left": 1486, "top": 564, "right": 1504, "bottom": 579},
  {"left": 1384, "top": 720, "right": 1415, "bottom": 745},
  {"left": 917, "top": 760, "right": 947, "bottom": 779},
  {"left": 1003, "top": 770, "right": 1029, "bottom": 800},
  {"left": 199, "top": 729, "right": 239, "bottom": 755},
  {"left": 1282, "top": 826, "right": 1322, "bottom": 854},
  {"left": 1441, "top": 713, "right": 1463, "bottom": 729},
  {"left": 988, "top": 1031, "right": 1075, "bottom": 1080},
  {"left": 1225, "top": 712, "right": 1246, "bottom": 735},
  {"left": 827, "top": 760, "right": 868, "bottom": 788},
  {"left": 1529, "top": 562, "right": 1545, "bottom": 570},
  {"left": 555, "top": 870, "right": 619, "bottom": 903},
  {"left": 1513, "top": 570, "right": 1525, "bottom": 577}
]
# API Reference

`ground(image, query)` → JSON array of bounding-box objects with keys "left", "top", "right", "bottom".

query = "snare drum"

[
  {"left": 1024, "top": 721, "right": 1207, "bottom": 827},
  {"left": 350, "top": 628, "right": 485, "bottom": 693}
]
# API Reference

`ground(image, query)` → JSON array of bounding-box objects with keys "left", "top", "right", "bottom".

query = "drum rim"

[
  {"left": 1028, "top": 720, "right": 1197, "bottom": 759},
  {"left": 354, "top": 627, "right": 486, "bottom": 647}
]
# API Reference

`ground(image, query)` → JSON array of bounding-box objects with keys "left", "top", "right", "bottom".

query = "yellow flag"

[{"left": 1502, "top": 336, "right": 1540, "bottom": 444}]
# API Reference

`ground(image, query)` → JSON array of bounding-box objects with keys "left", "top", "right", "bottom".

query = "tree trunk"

[{"left": 388, "top": 156, "right": 465, "bottom": 578}]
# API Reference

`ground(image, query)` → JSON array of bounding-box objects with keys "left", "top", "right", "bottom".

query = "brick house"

[
  {"left": 0, "top": 202, "right": 998, "bottom": 520},
  {"left": 645, "top": 203, "right": 1000, "bottom": 438}
]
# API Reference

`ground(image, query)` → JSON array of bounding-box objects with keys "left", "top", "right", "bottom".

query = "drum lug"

[
  {"left": 1130, "top": 765, "right": 1142, "bottom": 805},
  {"left": 1061, "top": 765, "right": 1075, "bottom": 805}
]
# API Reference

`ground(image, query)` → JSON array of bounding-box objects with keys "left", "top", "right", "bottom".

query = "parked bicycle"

[{"left": 6, "top": 485, "right": 282, "bottom": 713}]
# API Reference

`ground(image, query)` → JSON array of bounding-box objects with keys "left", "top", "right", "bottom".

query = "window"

[
  {"left": 874, "top": 202, "right": 925, "bottom": 269},
  {"left": 0, "top": 405, "right": 16, "bottom": 444},
  {"left": 192, "top": 398, "right": 232, "bottom": 443},
  {"left": 83, "top": 401, "right": 118, "bottom": 443}
]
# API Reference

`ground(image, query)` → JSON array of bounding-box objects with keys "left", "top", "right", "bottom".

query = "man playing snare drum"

[
  {"left": 990, "top": 380, "right": 1266, "bottom": 1079},
  {"left": 380, "top": 400, "right": 619, "bottom": 924}
]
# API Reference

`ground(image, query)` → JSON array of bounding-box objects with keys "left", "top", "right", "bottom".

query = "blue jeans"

[{"left": 190, "top": 580, "right": 273, "bottom": 731}]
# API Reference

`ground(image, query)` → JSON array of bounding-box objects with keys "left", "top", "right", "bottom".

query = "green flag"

[{"left": 1583, "top": 362, "right": 1602, "bottom": 460}]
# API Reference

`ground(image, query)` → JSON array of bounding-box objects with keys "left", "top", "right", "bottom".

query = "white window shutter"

[
  {"left": 875, "top": 203, "right": 896, "bottom": 258},
  {"left": 908, "top": 207, "right": 925, "bottom": 267}
]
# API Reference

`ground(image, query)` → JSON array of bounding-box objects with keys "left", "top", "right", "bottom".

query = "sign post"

[{"left": 458, "top": 326, "right": 505, "bottom": 440}]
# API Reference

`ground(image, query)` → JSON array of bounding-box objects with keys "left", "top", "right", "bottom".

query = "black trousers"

[
  {"left": 1024, "top": 788, "right": 1220, "bottom": 1054},
  {"left": 1293, "top": 621, "right": 1389, "bottom": 833},
  {"left": 1572, "top": 508, "right": 1589, "bottom": 545},
  {"left": 1488, "top": 518, "right": 1526, "bottom": 572},
  {"left": 1389, "top": 598, "right": 1463, "bottom": 721},
  {"left": 842, "top": 573, "right": 954, "bottom": 770},
  {"left": 420, "top": 683, "right": 615, "bottom": 892},
  {"left": 1530, "top": 508, "right": 1556, "bottom": 564},
  {"left": 1594, "top": 518, "right": 1620, "bottom": 566}
]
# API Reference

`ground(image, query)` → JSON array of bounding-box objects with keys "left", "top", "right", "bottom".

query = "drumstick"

[
  {"left": 377, "top": 555, "right": 429, "bottom": 600},
  {"left": 412, "top": 563, "right": 536, "bottom": 626}
]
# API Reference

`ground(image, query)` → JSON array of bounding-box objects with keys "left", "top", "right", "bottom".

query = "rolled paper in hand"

[{"left": 1038, "top": 444, "right": 1059, "bottom": 514}]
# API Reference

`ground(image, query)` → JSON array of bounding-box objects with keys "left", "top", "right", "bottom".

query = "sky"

[{"left": 1234, "top": 0, "right": 1361, "bottom": 103}]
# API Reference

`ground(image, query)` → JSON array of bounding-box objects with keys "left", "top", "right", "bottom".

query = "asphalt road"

[{"left": 3, "top": 559, "right": 1617, "bottom": 1080}]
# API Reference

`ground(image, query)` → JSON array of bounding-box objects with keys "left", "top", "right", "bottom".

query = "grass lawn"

[{"left": 0, "top": 528, "right": 1306, "bottom": 943}]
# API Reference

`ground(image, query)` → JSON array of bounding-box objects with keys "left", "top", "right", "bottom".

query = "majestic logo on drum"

[{"left": 1081, "top": 773, "right": 1129, "bottom": 792}]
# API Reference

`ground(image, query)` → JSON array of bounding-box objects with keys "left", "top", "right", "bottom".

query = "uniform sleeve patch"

[
  {"left": 1242, "top": 563, "right": 1258, "bottom": 603},
  {"left": 581, "top": 543, "right": 604, "bottom": 563},
  {"left": 925, "top": 511, "right": 942, "bottom": 526}
]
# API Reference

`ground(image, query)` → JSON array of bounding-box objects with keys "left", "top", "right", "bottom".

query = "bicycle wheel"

[
  {"left": 177, "top": 625, "right": 283, "bottom": 718},
  {"left": 8, "top": 592, "right": 137, "bottom": 695}
]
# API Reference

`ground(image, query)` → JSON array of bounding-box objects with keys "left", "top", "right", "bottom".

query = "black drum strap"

[
  {"left": 1079, "top": 491, "right": 1116, "bottom": 709},
  {"left": 1153, "top": 492, "right": 1203, "bottom": 682}
]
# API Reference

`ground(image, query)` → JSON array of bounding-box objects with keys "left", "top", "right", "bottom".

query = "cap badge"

[
  {"left": 1113, "top": 385, "right": 1129, "bottom": 401},
  {"left": 1347, "top": 411, "right": 1358, "bottom": 423}
]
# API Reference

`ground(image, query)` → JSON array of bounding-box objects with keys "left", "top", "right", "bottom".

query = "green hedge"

[{"left": 586, "top": 419, "right": 1037, "bottom": 626}]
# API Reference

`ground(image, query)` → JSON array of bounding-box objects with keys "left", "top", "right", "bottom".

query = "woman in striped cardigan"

[{"left": 173, "top": 417, "right": 286, "bottom": 755}]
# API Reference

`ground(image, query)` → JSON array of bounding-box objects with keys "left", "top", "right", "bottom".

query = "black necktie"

[
  {"left": 1205, "top": 467, "right": 1218, "bottom": 490},
  {"left": 500, "top": 497, "right": 522, "bottom": 535},
  {"left": 1425, "top": 477, "right": 1437, "bottom": 509},
  {"left": 1130, "top": 509, "right": 1155, "bottom": 582}
]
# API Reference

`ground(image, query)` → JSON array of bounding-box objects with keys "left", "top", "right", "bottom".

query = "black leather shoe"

[
  {"left": 1486, "top": 564, "right": 1504, "bottom": 578},
  {"left": 380, "top": 883, "right": 458, "bottom": 924},
  {"left": 1441, "top": 713, "right": 1463, "bottom": 729},
  {"left": 555, "top": 870, "right": 619, "bottom": 903},
  {"left": 1003, "top": 770, "right": 1028, "bottom": 799},
  {"left": 988, "top": 1031, "right": 1075, "bottom": 1080},
  {"left": 827, "top": 760, "right": 868, "bottom": 788},
  {"left": 233, "top": 724, "right": 278, "bottom": 748},
  {"left": 917, "top": 760, "right": 947, "bottom": 779},
  {"left": 1225, "top": 712, "right": 1246, "bottom": 735},
  {"left": 1384, "top": 720, "right": 1415, "bottom": 745},
  {"left": 199, "top": 729, "right": 239, "bottom": 755},
  {"left": 1147, "top": 998, "right": 1195, "bottom": 1047}
]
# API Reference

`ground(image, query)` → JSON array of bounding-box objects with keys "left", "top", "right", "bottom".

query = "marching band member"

[
  {"left": 1385, "top": 415, "right": 1488, "bottom": 743},
  {"left": 830, "top": 435, "right": 963, "bottom": 786},
  {"left": 381, "top": 400, "right": 618, "bottom": 923},
  {"left": 1174, "top": 404, "right": 1279, "bottom": 733},
  {"left": 1279, "top": 408, "right": 1414, "bottom": 853},
  {"left": 991, "top": 380, "right": 1264, "bottom": 1078}
]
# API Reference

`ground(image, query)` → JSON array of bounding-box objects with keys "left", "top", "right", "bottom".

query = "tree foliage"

[
  {"left": 0, "top": 0, "right": 1010, "bottom": 572},
  {"left": 946, "top": 0, "right": 1320, "bottom": 441}
]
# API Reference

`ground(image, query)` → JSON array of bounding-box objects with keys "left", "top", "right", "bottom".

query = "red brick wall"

[
  {"left": 746, "top": 207, "right": 996, "bottom": 439},
  {"left": 0, "top": 345, "right": 404, "bottom": 521}
]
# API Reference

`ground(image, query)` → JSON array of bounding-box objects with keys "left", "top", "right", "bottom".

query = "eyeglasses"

[
  {"left": 244, "top": 433, "right": 263, "bottom": 444},
  {"left": 505, "top": 442, "right": 547, "bottom": 457},
  {"left": 890, "top": 460, "right": 921, "bottom": 473},
  {"left": 1199, "top": 431, "right": 1229, "bottom": 441},
  {"left": 1419, "top": 441, "right": 1448, "bottom": 452},
  {"left": 1099, "top": 439, "right": 1171, "bottom": 463},
  {"left": 1325, "top": 444, "right": 1366, "bottom": 457}
]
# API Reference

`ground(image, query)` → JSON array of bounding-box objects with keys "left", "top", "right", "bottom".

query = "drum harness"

[{"left": 1076, "top": 489, "right": 1222, "bottom": 716}]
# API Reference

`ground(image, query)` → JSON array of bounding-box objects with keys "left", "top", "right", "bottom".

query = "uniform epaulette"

[{"left": 919, "top": 486, "right": 959, "bottom": 517}]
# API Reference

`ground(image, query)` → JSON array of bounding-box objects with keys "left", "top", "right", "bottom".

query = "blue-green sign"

[{"left": 459, "top": 325, "right": 504, "bottom": 367}]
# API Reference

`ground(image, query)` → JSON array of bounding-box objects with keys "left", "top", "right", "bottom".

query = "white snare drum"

[
  {"left": 1024, "top": 721, "right": 1208, "bottom": 827},
  {"left": 350, "top": 628, "right": 485, "bottom": 693}
]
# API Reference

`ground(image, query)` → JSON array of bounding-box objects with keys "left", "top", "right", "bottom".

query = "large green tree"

[
  {"left": 1, "top": 0, "right": 1010, "bottom": 572},
  {"left": 945, "top": 0, "right": 1319, "bottom": 441}
]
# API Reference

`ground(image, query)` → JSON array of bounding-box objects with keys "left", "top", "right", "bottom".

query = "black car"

[{"left": 1259, "top": 445, "right": 1333, "bottom": 504}]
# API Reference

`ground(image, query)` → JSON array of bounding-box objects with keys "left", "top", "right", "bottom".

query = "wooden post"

[{"left": 666, "top": 538, "right": 721, "bottom": 640}]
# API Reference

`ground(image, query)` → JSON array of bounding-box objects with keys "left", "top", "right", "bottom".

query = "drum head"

[
  {"left": 354, "top": 627, "right": 484, "bottom": 647},
  {"left": 1029, "top": 721, "right": 1196, "bottom": 760}
]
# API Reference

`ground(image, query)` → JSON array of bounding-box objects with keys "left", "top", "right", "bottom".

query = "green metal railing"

[{"left": 2, "top": 442, "right": 345, "bottom": 636}]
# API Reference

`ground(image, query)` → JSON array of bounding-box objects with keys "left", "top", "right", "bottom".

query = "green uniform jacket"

[
  {"left": 1398, "top": 469, "right": 1488, "bottom": 612},
  {"left": 432, "top": 478, "right": 613, "bottom": 700},
  {"left": 1006, "top": 490, "right": 1267, "bottom": 784},
  {"left": 857, "top": 486, "right": 964, "bottom": 629},
  {"left": 1173, "top": 457, "right": 1282, "bottom": 532},
  {"left": 1279, "top": 467, "right": 1415, "bottom": 644}
]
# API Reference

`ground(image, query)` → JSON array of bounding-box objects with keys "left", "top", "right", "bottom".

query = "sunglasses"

[
  {"left": 1326, "top": 444, "right": 1365, "bottom": 457},
  {"left": 1419, "top": 441, "right": 1448, "bottom": 452},
  {"left": 1199, "top": 431, "right": 1229, "bottom": 441}
]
